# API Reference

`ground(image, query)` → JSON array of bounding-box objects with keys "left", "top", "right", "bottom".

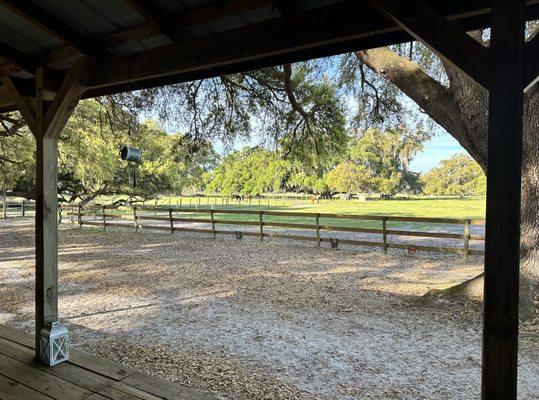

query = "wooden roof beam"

[
  {"left": 369, "top": 0, "right": 490, "bottom": 90},
  {"left": 122, "top": 0, "right": 191, "bottom": 42},
  {"left": 88, "top": 0, "right": 509, "bottom": 95},
  {"left": 525, "top": 33, "right": 539, "bottom": 91},
  {"left": 0, "top": 41, "right": 38, "bottom": 74},
  {"left": 0, "top": 0, "right": 108, "bottom": 57}
]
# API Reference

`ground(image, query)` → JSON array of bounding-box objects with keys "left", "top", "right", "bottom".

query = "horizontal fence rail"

[
  {"left": 1, "top": 200, "right": 35, "bottom": 219},
  {"left": 58, "top": 204, "right": 486, "bottom": 258}
]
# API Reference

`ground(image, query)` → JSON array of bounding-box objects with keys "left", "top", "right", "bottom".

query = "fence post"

[
  {"left": 70, "top": 204, "right": 74, "bottom": 224},
  {"left": 78, "top": 205, "right": 82, "bottom": 227},
  {"left": 133, "top": 205, "right": 139, "bottom": 231},
  {"left": 463, "top": 219, "right": 470, "bottom": 259},
  {"left": 382, "top": 217, "right": 388, "bottom": 253},
  {"left": 102, "top": 206, "right": 106, "bottom": 230},
  {"left": 316, "top": 214, "right": 321, "bottom": 248},
  {"left": 21, "top": 200, "right": 25, "bottom": 217},
  {"left": 58, "top": 205, "right": 62, "bottom": 224},
  {"left": 169, "top": 208, "right": 174, "bottom": 234},
  {"left": 210, "top": 209, "right": 216, "bottom": 238},
  {"left": 259, "top": 211, "right": 264, "bottom": 242}
]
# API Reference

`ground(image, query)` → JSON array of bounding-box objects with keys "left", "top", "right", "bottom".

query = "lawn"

[{"left": 90, "top": 196, "right": 485, "bottom": 231}]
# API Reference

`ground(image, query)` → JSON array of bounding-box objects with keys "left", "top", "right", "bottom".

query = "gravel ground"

[{"left": 0, "top": 220, "right": 537, "bottom": 399}]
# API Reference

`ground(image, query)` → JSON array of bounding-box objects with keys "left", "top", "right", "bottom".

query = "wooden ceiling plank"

[
  {"left": 369, "top": 0, "right": 490, "bottom": 90},
  {"left": 0, "top": 0, "right": 108, "bottom": 57},
  {"left": 122, "top": 0, "right": 191, "bottom": 42},
  {"left": 0, "top": 41, "right": 37, "bottom": 74}
]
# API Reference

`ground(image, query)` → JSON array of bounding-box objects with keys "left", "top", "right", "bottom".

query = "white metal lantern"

[{"left": 40, "top": 321, "right": 69, "bottom": 366}]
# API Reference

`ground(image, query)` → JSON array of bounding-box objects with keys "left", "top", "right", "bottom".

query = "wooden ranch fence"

[
  {"left": 58, "top": 204, "right": 485, "bottom": 257},
  {"left": 1, "top": 200, "right": 35, "bottom": 219}
]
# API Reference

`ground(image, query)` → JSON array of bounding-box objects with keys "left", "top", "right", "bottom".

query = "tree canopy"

[{"left": 421, "top": 154, "right": 486, "bottom": 196}]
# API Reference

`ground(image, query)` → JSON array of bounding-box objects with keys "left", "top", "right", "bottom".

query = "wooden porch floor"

[{"left": 0, "top": 325, "right": 212, "bottom": 400}]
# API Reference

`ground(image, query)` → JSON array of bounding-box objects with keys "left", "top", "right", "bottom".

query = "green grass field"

[{"left": 91, "top": 196, "right": 485, "bottom": 231}]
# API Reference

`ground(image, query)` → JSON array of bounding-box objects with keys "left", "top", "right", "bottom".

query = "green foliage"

[
  {"left": 326, "top": 127, "right": 425, "bottom": 195},
  {"left": 421, "top": 153, "right": 486, "bottom": 196},
  {"left": 205, "top": 147, "right": 289, "bottom": 196},
  {"left": 56, "top": 100, "right": 217, "bottom": 202},
  {"left": 0, "top": 115, "right": 34, "bottom": 192}
]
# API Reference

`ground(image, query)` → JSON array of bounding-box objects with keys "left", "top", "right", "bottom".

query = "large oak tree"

[{"left": 353, "top": 30, "right": 538, "bottom": 320}]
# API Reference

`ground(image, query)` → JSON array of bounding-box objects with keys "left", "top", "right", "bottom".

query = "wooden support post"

[
  {"left": 316, "top": 214, "right": 321, "bottom": 248},
  {"left": 482, "top": 1, "right": 525, "bottom": 398},
  {"left": 382, "top": 217, "right": 388, "bottom": 253},
  {"left": 210, "top": 209, "right": 216, "bottom": 238},
  {"left": 102, "top": 206, "right": 106, "bottom": 230},
  {"left": 169, "top": 208, "right": 174, "bottom": 234},
  {"left": 23, "top": 60, "right": 93, "bottom": 363},
  {"left": 77, "top": 205, "right": 82, "bottom": 227},
  {"left": 259, "top": 211, "right": 264, "bottom": 242},
  {"left": 463, "top": 219, "right": 470, "bottom": 259},
  {"left": 21, "top": 200, "right": 25, "bottom": 217},
  {"left": 35, "top": 134, "right": 60, "bottom": 358},
  {"left": 133, "top": 205, "right": 139, "bottom": 230},
  {"left": 2, "top": 183, "right": 6, "bottom": 220},
  {"left": 70, "top": 204, "right": 74, "bottom": 224}
]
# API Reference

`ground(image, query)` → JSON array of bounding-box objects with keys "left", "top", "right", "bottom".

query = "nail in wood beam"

[{"left": 481, "top": 0, "right": 525, "bottom": 398}]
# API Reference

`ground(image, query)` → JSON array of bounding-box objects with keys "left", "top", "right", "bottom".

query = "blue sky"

[{"left": 410, "top": 131, "right": 464, "bottom": 173}]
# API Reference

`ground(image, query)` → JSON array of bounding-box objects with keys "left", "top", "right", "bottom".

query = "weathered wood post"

[
  {"left": 169, "top": 208, "right": 174, "bottom": 234},
  {"left": 210, "top": 208, "right": 216, "bottom": 238},
  {"left": 315, "top": 214, "right": 321, "bottom": 248},
  {"left": 382, "top": 217, "right": 388, "bottom": 253},
  {"left": 463, "top": 219, "right": 470, "bottom": 259},
  {"left": 77, "top": 205, "right": 82, "bottom": 227},
  {"left": 102, "top": 205, "right": 106, "bottom": 230},
  {"left": 259, "top": 211, "right": 264, "bottom": 241},
  {"left": 21, "top": 200, "right": 25, "bottom": 217},
  {"left": 133, "top": 205, "right": 138, "bottom": 231},
  {"left": 2, "top": 183, "right": 6, "bottom": 220},
  {"left": 482, "top": 0, "right": 525, "bottom": 398},
  {"left": 0, "top": 59, "right": 92, "bottom": 362}
]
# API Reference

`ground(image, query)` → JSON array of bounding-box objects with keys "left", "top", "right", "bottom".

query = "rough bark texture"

[{"left": 356, "top": 46, "right": 539, "bottom": 320}]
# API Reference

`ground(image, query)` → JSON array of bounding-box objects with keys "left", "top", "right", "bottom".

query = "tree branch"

[{"left": 355, "top": 47, "right": 486, "bottom": 168}]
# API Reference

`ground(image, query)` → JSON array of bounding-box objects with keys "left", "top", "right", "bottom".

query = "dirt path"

[{"left": 0, "top": 220, "right": 537, "bottom": 399}]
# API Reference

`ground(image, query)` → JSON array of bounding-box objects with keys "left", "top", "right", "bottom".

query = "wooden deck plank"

[
  {"left": 0, "top": 325, "right": 34, "bottom": 347},
  {"left": 0, "top": 325, "right": 214, "bottom": 400},
  {"left": 0, "top": 337, "right": 114, "bottom": 392},
  {"left": 68, "top": 351, "right": 132, "bottom": 381},
  {"left": 0, "top": 325, "right": 132, "bottom": 381},
  {"left": 0, "top": 353, "right": 92, "bottom": 399},
  {"left": 109, "top": 382, "right": 163, "bottom": 400},
  {"left": 0, "top": 374, "right": 53, "bottom": 400},
  {"left": 99, "top": 384, "right": 162, "bottom": 400},
  {"left": 120, "top": 373, "right": 212, "bottom": 400}
]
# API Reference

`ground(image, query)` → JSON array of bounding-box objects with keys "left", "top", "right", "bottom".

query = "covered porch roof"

[{"left": 0, "top": 1, "right": 538, "bottom": 399}]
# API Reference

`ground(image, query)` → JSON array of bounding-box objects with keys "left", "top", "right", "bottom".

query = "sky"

[{"left": 409, "top": 131, "right": 464, "bottom": 173}]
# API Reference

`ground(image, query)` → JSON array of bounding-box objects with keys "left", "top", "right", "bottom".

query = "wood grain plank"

[
  {"left": 120, "top": 372, "right": 213, "bottom": 400},
  {"left": 0, "top": 353, "right": 92, "bottom": 399},
  {"left": 0, "top": 374, "right": 52, "bottom": 400},
  {"left": 0, "top": 337, "right": 113, "bottom": 392}
]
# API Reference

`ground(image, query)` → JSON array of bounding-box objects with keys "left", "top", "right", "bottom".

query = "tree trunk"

[{"left": 356, "top": 47, "right": 538, "bottom": 320}]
